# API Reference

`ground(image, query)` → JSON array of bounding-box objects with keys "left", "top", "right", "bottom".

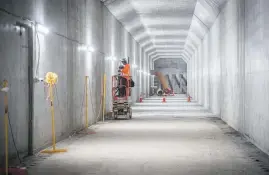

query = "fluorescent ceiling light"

[{"left": 36, "top": 24, "right": 49, "bottom": 34}]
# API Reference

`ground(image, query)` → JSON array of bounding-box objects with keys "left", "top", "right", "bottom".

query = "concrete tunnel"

[{"left": 0, "top": 0, "right": 269, "bottom": 174}]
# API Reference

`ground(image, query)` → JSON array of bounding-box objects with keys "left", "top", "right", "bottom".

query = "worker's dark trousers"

[{"left": 119, "top": 77, "right": 127, "bottom": 97}]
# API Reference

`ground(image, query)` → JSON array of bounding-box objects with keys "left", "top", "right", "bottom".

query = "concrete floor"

[{"left": 25, "top": 95, "right": 269, "bottom": 175}]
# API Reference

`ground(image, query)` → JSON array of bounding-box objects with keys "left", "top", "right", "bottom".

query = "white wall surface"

[
  {"left": 188, "top": 0, "right": 269, "bottom": 154},
  {"left": 103, "top": 5, "right": 149, "bottom": 112},
  {"left": 0, "top": 0, "right": 150, "bottom": 158}
]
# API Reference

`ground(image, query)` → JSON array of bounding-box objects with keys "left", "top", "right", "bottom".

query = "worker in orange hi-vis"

[
  {"left": 119, "top": 58, "right": 130, "bottom": 97},
  {"left": 121, "top": 58, "right": 130, "bottom": 80}
]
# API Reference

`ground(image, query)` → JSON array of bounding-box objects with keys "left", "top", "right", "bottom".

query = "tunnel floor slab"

[{"left": 26, "top": 96, "right": 269, "bottom": 175}]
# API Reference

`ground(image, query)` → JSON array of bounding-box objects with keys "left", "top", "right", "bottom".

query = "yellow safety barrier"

[
  {"left": 41, "top": 72, "right": 67, "bottom": 154},
  {"left": 85, "top": 76, "right": 89, "bottom": 129},
  {"left": 102, "top": 74, "right": 106, "bottom": 122},
  {"left": 2, "top": 80, "right": 9, "bottom": 175}
]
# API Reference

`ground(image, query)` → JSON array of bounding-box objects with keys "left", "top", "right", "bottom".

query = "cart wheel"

[
  {"left": 126, "top": 112, "right": 130, "bottom": 119},
  {"left": 129, "top": 108, "right": 132, "bottom": 119},
  {"left": 112, "top": 112, "right": 118, "bottom": 120}
]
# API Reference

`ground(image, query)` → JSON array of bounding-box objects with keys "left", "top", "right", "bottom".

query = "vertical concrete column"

[
  {"left": 143, "top": 50, "right": 146, "bottom": 96},
  {"left": 131, "top": 39, "right": 137, "bottom": 102},
  {"left": 195, "top": 51, "right": 198, "bottom": 100},
  {"left": 197, "top": 46, "right": 203, "bottom": 105},
  {"left": 187, "top": 60, "right": 191, "bottom": 95},
  {"left": 191, "top": 56, "right": 195, "bottom": 97},
  {"left": 208, "top": 15, "right": 221, "bottom": 115},
  {"left": 193, "top": 54, "right": 196, "bottom": 99},
  {"left": 237, "top": 0, "right": 245, "bottom": 132},
  {"left": 103, "top": 9, "right": 118, "bottom": 113},
  {"left": 147, "top": 57, "right": 150, "bottom": 96},
  {"left": 139, "top": 47, "right": 142, "bottom": 97},
  {"left": 203, "top": 35, "right": 210, "bottom": 109}
]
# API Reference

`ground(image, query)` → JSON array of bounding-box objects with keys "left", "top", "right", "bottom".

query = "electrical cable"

[
  {"left": 7, "top": 113, "right": 23, "bottom": 164},
  {"left": 6, "top": 85, "right": 23, "bottom": 165},
  {"left": 54, "top": 85, "right": 65, "bottom": 125},
  {"left": 87, "top": 78, "right": 103, "bottom": 123},
  {"left": 0, "top": 8, "right": 34, "bottom": 24},
  {"left": 55, "top": 82, "right": 85, "bottom": 131},
  {"left": 88, "top": 80, "right": 96, "bottom": 119},
  {"left": 0, "top": 7, "right": 107, "bottom": 62}
]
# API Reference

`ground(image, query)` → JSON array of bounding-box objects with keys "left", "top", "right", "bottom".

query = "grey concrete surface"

[
  {"left": 187, "top": 0, "right": 269, "bottom": 155},
  {"left": 2, "top": 0, "right": 269, "bottom": 172},
  {"left": 0, "top": 0, "right": 150, "bottom": 160},
  {"left": 0, "top": 14, "right": 30, "bottom": 158},
  {"left": 25, "top": 95, "right": 269, "bottom": 175}
]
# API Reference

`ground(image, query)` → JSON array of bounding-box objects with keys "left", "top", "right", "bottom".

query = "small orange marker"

[{"left": 187, "top": 95, "right": 191, "bottom": 102}]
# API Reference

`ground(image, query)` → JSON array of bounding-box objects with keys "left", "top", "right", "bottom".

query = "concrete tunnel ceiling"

[{"left": 101, "top": 0, "right": 227, "bottom": 64}]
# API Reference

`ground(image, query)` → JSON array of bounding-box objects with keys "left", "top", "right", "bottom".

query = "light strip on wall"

[
  {"left": 36, "top": 24, "right": 49, "bottom": 34},
  {"left": 132, "top": 64, "right": 138, "bottom": 68},
  {"left": 78, "top": 45, "right": 95, "bottom": 52}
]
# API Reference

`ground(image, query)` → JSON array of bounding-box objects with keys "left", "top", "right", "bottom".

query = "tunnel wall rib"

[
  {"left": 189, "top": 0, "right": 269, "bottom": 154},
  {"left": 0, "top": 0, "right": 149, "bottom": 159}
]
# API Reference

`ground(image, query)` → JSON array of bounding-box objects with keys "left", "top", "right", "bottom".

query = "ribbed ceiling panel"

[{"left": 102, "top": 0, "right": 227, "bottom": 62}]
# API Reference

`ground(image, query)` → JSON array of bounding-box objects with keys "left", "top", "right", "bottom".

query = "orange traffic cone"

[
  {"left": 139, "top": 96, "right": 143, "bottom": 103},
  {"left": 139, "top": 93, "right": 143, "bottom": 103},
  {"left": 187, "top": 95, "right": 191, "bottom": 102},
  {"left": 162, "top": 97, "right": 166, "bottom": 103}
]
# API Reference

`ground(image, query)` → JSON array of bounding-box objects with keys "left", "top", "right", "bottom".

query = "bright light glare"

[
  {"left": 88, "top": 46, "right": 95, "bottom": 52},
  {"left": 14, "top": 25, "right": 20, "bottom": 31},
  {"left": 132, "top": 64, "right": 138, "bottom": 68},
  {"left": 37, "top": 24, "right": 49, "bottom": 34},
  {"left": 78, "top": 45, "right": 95, "bottom": 52},
  {"left": 78, "top": 45, "right": 87, "bottom": 51},
  {"left": 14, "top": 25, "right": 26, "bottom": 33},
  {"left": 106, "top": 56, "right": 116, "bottom": 61}
]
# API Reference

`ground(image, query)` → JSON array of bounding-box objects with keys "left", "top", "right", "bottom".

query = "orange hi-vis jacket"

[{"left": 121, "top": 64, "right": 130, "bottom": 80}]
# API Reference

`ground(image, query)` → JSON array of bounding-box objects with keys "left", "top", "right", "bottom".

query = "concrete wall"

[
  {"left": 0, "top": 0, "right": 149, "bottom": 160},
  {"left": 103, "top": 5, "right": 148, "bottom": 109},
  {"left": 244, "top": 0, "right": 269, "bottom": 155},
  {"left": 0, "top": 12, "right": 30, "bottom": 160},
  {"left": 189, "top": 0, "right": 269, "bottom": 154}
]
